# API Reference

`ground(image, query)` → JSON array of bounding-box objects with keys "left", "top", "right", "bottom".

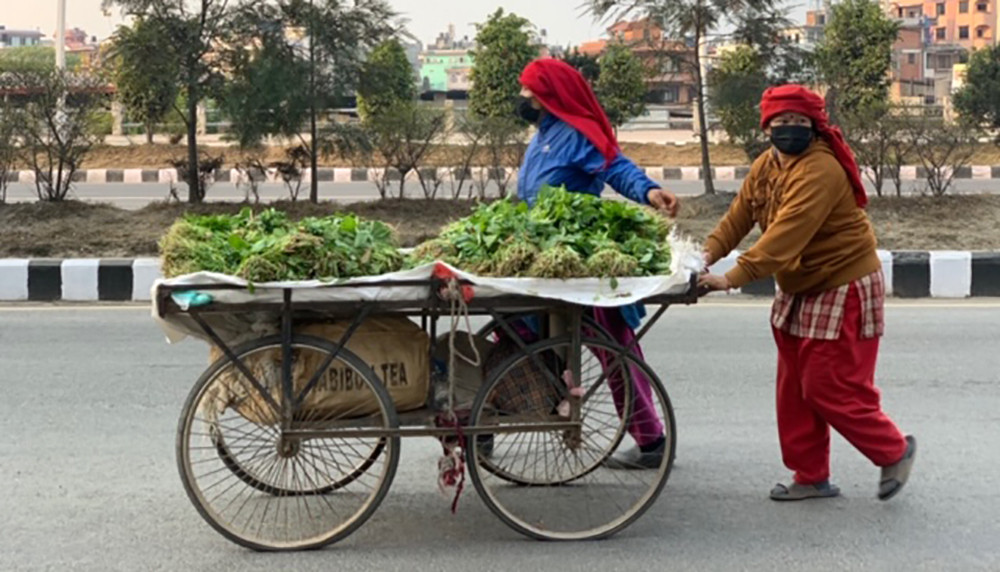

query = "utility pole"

[
  {"left": 55, "top": 0, "right": 68, "bottom": 139},
  {"left": 309, "top": 0, "right": 319, "bottom": 203},
  {"left": 56, "top": 0, "right": 67, "bottom": 70}
]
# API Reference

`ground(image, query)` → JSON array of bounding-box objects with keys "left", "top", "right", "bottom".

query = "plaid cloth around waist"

[{"left": 771, "top": 270, "right": 885, "bottom": 340}]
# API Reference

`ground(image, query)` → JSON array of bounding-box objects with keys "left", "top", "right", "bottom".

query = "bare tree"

[
  {"left": 885, "top": 109, "right": 920, "bottom": 197},
  {"left": 908, "top": 116, "right": 978, "bottom": 197},
  {"left": 843, "top": 103, "right": 896, "bottom": 197},
  {"left": 480, "top": 117, "right": 526, "bottom": 199},
  {"left": 448, "top": 115, "right": 486, "bottom": 200},
  {"left": 271, "top": 145, "right": 310, "bottom": 202},
  {"left": 0, "top": 101, "right": 16, "bottom": 204},
  {"left": 168, "top": 154, "right": 225, "bottom": 201},
  {"left": 6, "top": 69, "right": 108, "bottom": 201},
  {"left": 367, "top": 103, "right": 448, "bottom": 199},
  {"left": 415, "top": 166, "right": 445, "bottom": 200}
]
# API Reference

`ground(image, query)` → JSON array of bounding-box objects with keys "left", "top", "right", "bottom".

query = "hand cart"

[{"left": 154, "top": 269, "right": 699, "bottom": 551}]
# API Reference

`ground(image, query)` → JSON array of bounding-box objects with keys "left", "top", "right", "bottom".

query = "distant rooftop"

[{"left": 0, "top": 25, "right": 44, "bottom": 38}]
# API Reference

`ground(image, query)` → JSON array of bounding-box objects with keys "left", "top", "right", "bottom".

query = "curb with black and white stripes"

[
  {"left": 0, "top": 259, "right": 160, "bottom": 302},
  {"left": 6, "top": 165, "right": 1000, "bottom": 185},
  {"left": 1, "top": 251, "right": 999, "bottom": 301}
]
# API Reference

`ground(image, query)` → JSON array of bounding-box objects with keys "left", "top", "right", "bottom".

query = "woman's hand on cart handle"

[
  {"left": 647, "top": 188, "right": 679, "bottom": 218},
  {"left": 698, "top": 273, "right": 731, "bottom": 293},
  {"left": 701, "top": 251, "right": 714, "bottom": 273}
]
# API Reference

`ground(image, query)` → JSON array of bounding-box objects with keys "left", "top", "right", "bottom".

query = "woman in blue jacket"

[{"left": 516, "top": 58, "right": 678, "bottom": 469}]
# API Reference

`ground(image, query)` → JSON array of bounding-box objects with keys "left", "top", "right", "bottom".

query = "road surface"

[{"left": 2, "top": 301, "right": 999, "bottom": 571}]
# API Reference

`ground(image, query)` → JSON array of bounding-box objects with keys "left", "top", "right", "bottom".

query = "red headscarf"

[
  {"left": 520, "top": 58, "right": 619, "bottom": 167},
  {"left": 759, "top": 84, "right": 868, "bottom": 209}
]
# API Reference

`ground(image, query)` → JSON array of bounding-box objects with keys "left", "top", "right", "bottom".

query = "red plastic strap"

[
  {"left": 432, "top": 262, "right": 454, "bottom": 280},
  {"left": 433, "top": 262, "right": 474, "bottom": 302}
]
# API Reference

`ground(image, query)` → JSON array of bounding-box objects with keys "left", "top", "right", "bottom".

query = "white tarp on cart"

[{"left": 152, "top": 235, "right": 702, "bottom": 344}]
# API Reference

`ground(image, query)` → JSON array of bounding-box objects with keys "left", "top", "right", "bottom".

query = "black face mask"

[
  {"left": 770, "top": 125, "right": 813, "bottom": 156},
  {"left": 517, "top": 96, "right": 541, "bottom": 124}
]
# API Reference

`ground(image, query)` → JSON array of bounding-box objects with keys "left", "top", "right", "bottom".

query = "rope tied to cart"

[{"left": 433, "top": 263, "right": 481, "bottom": 513}]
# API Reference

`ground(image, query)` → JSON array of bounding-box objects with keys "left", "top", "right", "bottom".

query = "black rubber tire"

[
  {"left": 176, "top": 334, "right": 400, "bottom": 552},
  {"left": 466, "top": 335, "right": 676, "bottom": 542}
]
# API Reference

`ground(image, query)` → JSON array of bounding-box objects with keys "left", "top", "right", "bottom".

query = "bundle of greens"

[
  {"left": 160, "top": 208, "right": 403, "bottom": 281},
  {"left": 409, "top": 186, "right": 673, "bottom": 278}
]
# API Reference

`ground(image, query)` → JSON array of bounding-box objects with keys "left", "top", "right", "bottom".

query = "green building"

[{"left": 418, "top": 25, "right": 475, "bottom": 93}]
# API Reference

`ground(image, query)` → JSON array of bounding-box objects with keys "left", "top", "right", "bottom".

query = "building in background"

[
  {"left": 883, "top": 0, "right": 996, "bottom": 109},
  {"left": 418, "top": 24, "right": 475, "bottom": 94},
  {"left": 885, "top": 4, "right": 937, "bottom": 103},
  {"left": 780, "top": 8, "right": 830, "bottom": 51},
  {"left": 578, "top": 19, "right": 697, "bottom": 109},
  {"left": 63, "top": 27, "right": 102, "bottom": 69},
  {"left": 0, "top": 25, "right": 44, "bottom": 48},
  {"left": 919, "top": 0, "right": 996, "bottom": 49}
]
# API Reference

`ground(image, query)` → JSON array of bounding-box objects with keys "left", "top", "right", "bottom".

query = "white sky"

[{"left": 1, "top": 0, "right": 808, "bottom": 47}]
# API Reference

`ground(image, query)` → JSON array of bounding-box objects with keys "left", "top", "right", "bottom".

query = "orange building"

[
  {"left": 885, "top": 0, "right": 996, "bottom": 104},
  {"left": 921, "top": 0, "right": 996, "bottom": 49},
  {"left": 577, "top": 19, "right": 697, "bottom": 106}
]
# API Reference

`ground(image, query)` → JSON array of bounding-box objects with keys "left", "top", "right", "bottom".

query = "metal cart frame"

[{"left": 158, "top": 273, "right": 698, "bottom": 551}]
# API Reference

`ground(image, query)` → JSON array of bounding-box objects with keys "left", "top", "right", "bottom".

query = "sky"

[{"left": 2, "top": 0, "right": 809, "bottom": 47}]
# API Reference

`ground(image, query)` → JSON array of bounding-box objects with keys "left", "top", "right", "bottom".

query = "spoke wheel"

[
  {"left": 466, "top": 336, "right": 675, "bottom": 541},
  {"left": 211, "top": 429, "right": 386, "bottom": 497},
  {"left": 177, "top": 334, "right": 400, "bottom": 551},
  {"left": 474, "top": 337, "right": 634, "bottom": 486}
]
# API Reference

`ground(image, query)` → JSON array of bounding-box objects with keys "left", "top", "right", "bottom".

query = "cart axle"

[{"left": 284, "top": 421, "right": 581, "bottom": 440}]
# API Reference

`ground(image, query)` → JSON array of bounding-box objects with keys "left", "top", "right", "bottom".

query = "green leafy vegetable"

[
  {"left": 159, "top": 207, "right": 403, "bottom": 280},
  {"left": 408, "top": 186, "right": 672, "bottom": 278}
]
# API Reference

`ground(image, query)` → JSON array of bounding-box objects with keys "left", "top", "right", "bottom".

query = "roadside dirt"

[
  {"left": 14, "top": 142, "right": 999, "bottom": 171},
  {"left": 3, "top": 194, "right": 999, "bottom": 258}
]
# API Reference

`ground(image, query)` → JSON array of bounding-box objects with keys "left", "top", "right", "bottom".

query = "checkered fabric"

[
  {"left": 485, "top": 336, "right": 563, "bottom": 415},
  {"left": 771, "top": 270, "right": 885, "bottom": 340}
]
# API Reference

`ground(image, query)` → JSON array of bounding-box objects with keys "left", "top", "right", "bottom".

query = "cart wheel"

[
  {"left": 466, "top": 336, "right": 675, "bottom": 541},
  {"left": 211, "top": 429, "right": 385, "bottom": 497},
  {"left": 177, "top": 334, "right": 400, "bottom": 551},
  {"left": 474, "top": 337, "right": 634, "bottom": 486},
  {"left": 476, "top": 313, "right": 612, "bottom": 343}
]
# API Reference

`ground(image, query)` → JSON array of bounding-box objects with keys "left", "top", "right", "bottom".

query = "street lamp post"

[
  {"left": 308, "top": 0, "right": 319, "bottom": 203},
  {"left": 56, "top": 0, "right": 67, "bottom": 70},
  {"left": 54, "top": 0, "right": 68, "bottom": 138}
]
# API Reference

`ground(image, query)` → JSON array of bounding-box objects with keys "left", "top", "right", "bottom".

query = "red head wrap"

[
  {"left": 760, "top": 84, "right": 868, "bottom": 209},
  {"left": 519, "top": 58, "right": 619, "bottom": 167}
]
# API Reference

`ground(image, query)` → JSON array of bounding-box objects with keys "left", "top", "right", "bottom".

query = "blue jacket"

[{"left": 517, "top": 114, "right": 657, "bottom": 330}]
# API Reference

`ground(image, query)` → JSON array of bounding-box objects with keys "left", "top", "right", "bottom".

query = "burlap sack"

[
  {"left": 431, "top": 332, "right": 495, "bottom": 411},
  {"left": 205, "top": 317, "right": 430, "bottom": 425}
]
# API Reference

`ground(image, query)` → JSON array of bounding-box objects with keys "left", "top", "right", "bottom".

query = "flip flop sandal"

[
  {"left": 879, "top": 435, "right": 917, "bottom": 502},
  {"left": 770, "top": 481, "right": 841, "bottom": 501}
]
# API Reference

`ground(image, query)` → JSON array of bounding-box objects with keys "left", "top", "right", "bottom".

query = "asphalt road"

[
  {"left": 5, "top": 180, "right": 1000, "bottom": 209},
  {"left": 2, "top": 301, "right": 999, "bottom": 571}
]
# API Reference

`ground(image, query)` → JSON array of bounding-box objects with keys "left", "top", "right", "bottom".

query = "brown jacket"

[{"left": 704, "top": 140, "right": 881, "bottom": 294}]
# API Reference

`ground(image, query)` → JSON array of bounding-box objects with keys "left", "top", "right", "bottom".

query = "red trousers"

[{"left": 773, "top": 286, "right": 907, "bottom": 485}]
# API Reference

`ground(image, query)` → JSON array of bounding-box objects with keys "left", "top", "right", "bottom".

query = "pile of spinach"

[
  {"left": 160, "top": 207, "right": 403, "bottom": 282},
  {"left": 410, "top": 186, "right": 672, "bottom": 278}
]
